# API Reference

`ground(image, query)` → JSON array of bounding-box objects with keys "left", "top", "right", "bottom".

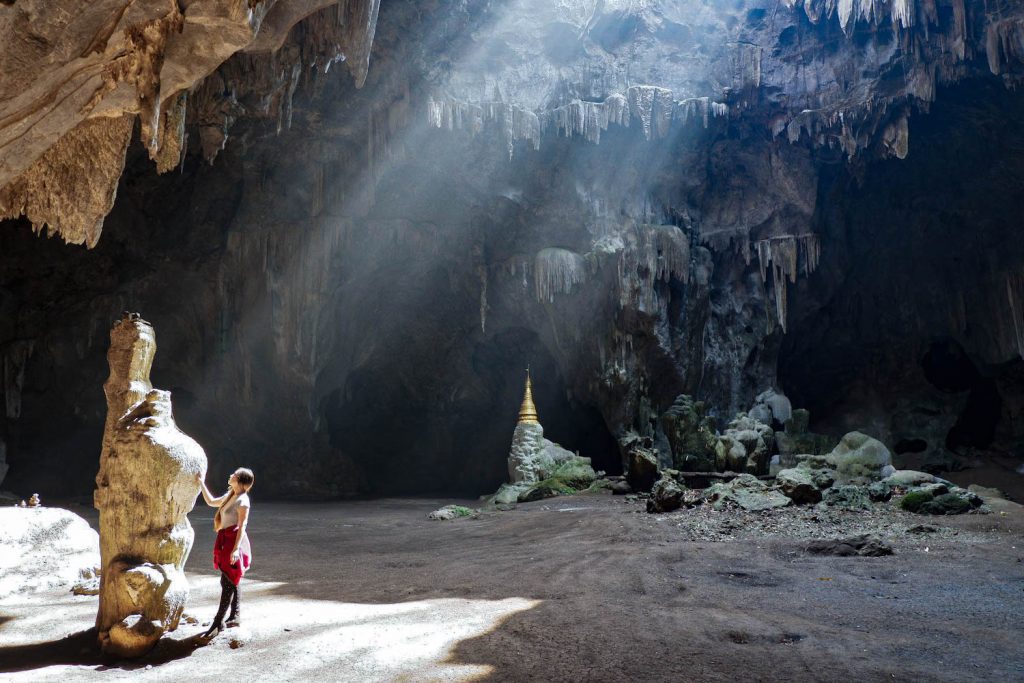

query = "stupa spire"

[{"left": 517, "top": 368, "right": 540, "bottom": 425}]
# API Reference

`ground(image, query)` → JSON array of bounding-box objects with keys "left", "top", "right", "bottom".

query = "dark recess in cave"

[{"left": 323, "top": 327, "right": 620, "bottom": 497}]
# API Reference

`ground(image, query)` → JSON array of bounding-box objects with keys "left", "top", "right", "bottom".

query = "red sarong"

[{"left": 213, "top": 526, "right": 251, "bottom": 586}]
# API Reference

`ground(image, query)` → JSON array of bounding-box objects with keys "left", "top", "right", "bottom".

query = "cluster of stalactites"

[
  {"left": 426, "top": 87, "right": 728, "bottom": 154},
  {"left": 743, "top": 234, "right": 821, "bottom": 332},
  {"left": 534, "top": 248, "right": 588, "bottom": 303},
  {"left": 617, "top": 224, "right": 691, "bottom": 312},
  {"left": 790, "top": 0, "right": 920, "bottom": 32}
]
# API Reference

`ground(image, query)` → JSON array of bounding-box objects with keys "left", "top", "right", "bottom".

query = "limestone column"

[{"left": 94, "top": 313, "right": 206, "bottom": 657}]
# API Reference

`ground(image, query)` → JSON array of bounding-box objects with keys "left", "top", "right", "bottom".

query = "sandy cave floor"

[{"left": 0, "top": 493, "right": 1023, "bottom": 682}]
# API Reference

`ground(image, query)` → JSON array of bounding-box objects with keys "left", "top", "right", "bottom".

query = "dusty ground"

[{"left": 1, "top": 492, "right": 1022, "bottom": 682}]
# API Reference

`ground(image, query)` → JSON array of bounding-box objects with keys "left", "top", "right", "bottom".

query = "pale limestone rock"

[
  {"left": 715, "top": 413, "right": 775, "bottom": 474},
  {"left": 826, "top": 431, "right": 892, "bottom": 484},
  {"left": 507, "top": 422, "right": 573, "bottom": 485},
  {"left": 0, "top": 507, "right": 100, "bottom": 600},
  {"left": 94, "top": 313, "right": 206, "bottom": 658}
]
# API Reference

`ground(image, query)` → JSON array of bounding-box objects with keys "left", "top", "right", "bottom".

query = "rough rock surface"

[
  {"left": 805, "top": 534, "right": 894, "bottom": 557},
  {"left": 826, "top": 432, "right": 893, "bottom": 484},
  {"left": 94, "top": 313, "right": 206, "bottom": 657},
  {"left": 623, "top": 433, "right": 660, "bottom": 492},
  {"left": 0, "top": 0, "right": 382, "bottom": 243},
  {"left": 506, "top": 422, "right": 578, "bottom": 487},
  {"left": 660, "top": 395, "right": 719, "bottom": 472},
  {"left": 776, "top": 468, "right": 823, "bottom": 504},
  {"left": 646, "top": 472, "right": 686, "bottom": 514},
  {"left": 715, "top": 414, "right": 775, "bottom": 474},
  {"left": 704, "top": 473, "right": 791, "bottom": 512},
  {"left": 0, "top": 507, "right": 100, "bottom": 599}
]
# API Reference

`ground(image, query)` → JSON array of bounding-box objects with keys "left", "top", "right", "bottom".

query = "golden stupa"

[{"left": 517, "top": 368, "right": 540, "bottom": 424}]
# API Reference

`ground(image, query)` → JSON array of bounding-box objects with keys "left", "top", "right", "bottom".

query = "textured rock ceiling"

[
  {"left": 2, "top": 0, "right": 1022, "bottom": 249},
  {"left": 0, "top": 0, "right": 380, "bottom": 246}
]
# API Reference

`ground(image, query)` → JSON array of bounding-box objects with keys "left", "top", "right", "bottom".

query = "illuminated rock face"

[{"left": 94, "top": 314, "right": 206, "bottom": 657}]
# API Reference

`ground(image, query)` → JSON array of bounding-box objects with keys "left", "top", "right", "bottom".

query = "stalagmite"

[
  {"left": 94, "top": 313, "right": 206, "bottom": 657},
  {"left": 534, "top": 248, "right": 587, "bottom": 303}
]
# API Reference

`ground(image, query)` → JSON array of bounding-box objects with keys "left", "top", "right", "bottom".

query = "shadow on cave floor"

[
  {"left": 0, "top": 627, "right": 209, "bottom": 674},
  {"left": 4, "top": 498, "right": 1023, "bottom": 681}
]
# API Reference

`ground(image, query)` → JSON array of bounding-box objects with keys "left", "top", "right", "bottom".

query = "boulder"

[
  {"left": 550, "top": 456, "right": 598, "bottom": 490},
  {"left": 660, "top": 395, "right": 719, "bottom": 471},
  {"left": 704, "top": 474, "right": 791, "bottom": 511},
  {"left": 625, "top": 442, "right": 660, "bottom": 493},
  {"left": 492, "top": 483, "right": 526, "bottom": 506},
  {"left": 900, "top": 486, "right": 984, "bottom": 515},
  {"left": 820, "top": 485, "right": 872, "bottom": 510},
  {"left": 883, "top": 470, "right": 945, "bottom": 487},
  {"left": 646, "top": 473, "right": 686, "bottom": 513},
  {"left": 827, "top": 432, "right": 892, "bottom": 484},
  {"left": 428, "top": 505, "right": 476, "bottom": 520},
  {"left": 776, "top": 468, "right": 823, "bottom": 504},
  {"left": 806, "top": 534, "right": 893, "bottom": 557},
  {"left": 749, "top": 389, "right": 793, "bottom": 429},
  {"left": 867, "top": 481, "right": 893, "bottom": 502},
  {"left": 715, "top": 414, "right": 775, "bottom": 474},
  {"left": 0, "top": 507, "right": 100, "bottom": 599}
]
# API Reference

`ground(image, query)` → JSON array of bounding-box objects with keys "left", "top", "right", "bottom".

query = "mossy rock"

[
  {"left": 551, "top": 456, "right": 598, "bottom": 490},
  {"left": 899, "top": 490, "right": 935, "bottom": 512},
  {"left": 428, "top": 505, "right": 477, "bottom": 520},
  {"left": 821, "top": 485, "right": 872, "bottom": 510},
  {"left": 918, "top": 493, "right": 973, "bottom": 515}
]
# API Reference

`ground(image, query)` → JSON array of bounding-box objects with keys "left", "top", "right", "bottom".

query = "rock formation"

[
  {"left": 94, "top": 313, "right": 206, "bottom": 658},
  {"left": 0, "top": 0, "right": 382, "bottom": 245},
  {"left": 493, "top": 370, "right": 597, "bottom": 504},
  {"left": 0, "top": 506, "right": 100, "bottom": 599}
]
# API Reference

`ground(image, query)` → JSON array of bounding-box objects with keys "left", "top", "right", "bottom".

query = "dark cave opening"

[
  {"left": 921, "top": 339, "right": 1002, "bottom": 450},
  {"left": 921, "top": 339, "right": 978, "bottom": 393},
  {"left": 893, "top": 438, "right": 927, "bottom": 455},
  {"left": 322, "top": 327, "right": 620, "bottom": 497},
  {"left": 778, "top": 80, "right": 1024, "bottom": 455}
]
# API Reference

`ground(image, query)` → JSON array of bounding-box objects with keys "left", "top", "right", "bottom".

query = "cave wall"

[
  {"left": 2, "top": 0, "right": 1024, "bottom": 497},
  {"left": 780, "top": 78, "right": 1024, "bottom": 468}
]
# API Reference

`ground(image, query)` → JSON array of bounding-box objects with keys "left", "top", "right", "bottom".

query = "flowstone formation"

[
  {"left": 492, "top": 371, "right": 597, "bottom": 505},
  {"left": 94, "top": 313, "right": 206, "bottom": 658}
]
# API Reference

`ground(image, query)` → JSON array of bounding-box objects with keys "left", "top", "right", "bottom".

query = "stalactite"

[
  {"left": 615, "top": 224, "right": 691, "bottom": 312},
  {"left": 428, "top": 96, "right": 540, "bottom": 158},
  {"left": 534, "top": 248, "right": 587, "bottom": 303},
  {"left": 753, "top": 234, "right": 821, "bottom": 331},
  {"left": 428, "top": 89, "right": 727, "bottom": 150},
  {"left": 627, "top": 86, "right": 675, "bottom": 140}
]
